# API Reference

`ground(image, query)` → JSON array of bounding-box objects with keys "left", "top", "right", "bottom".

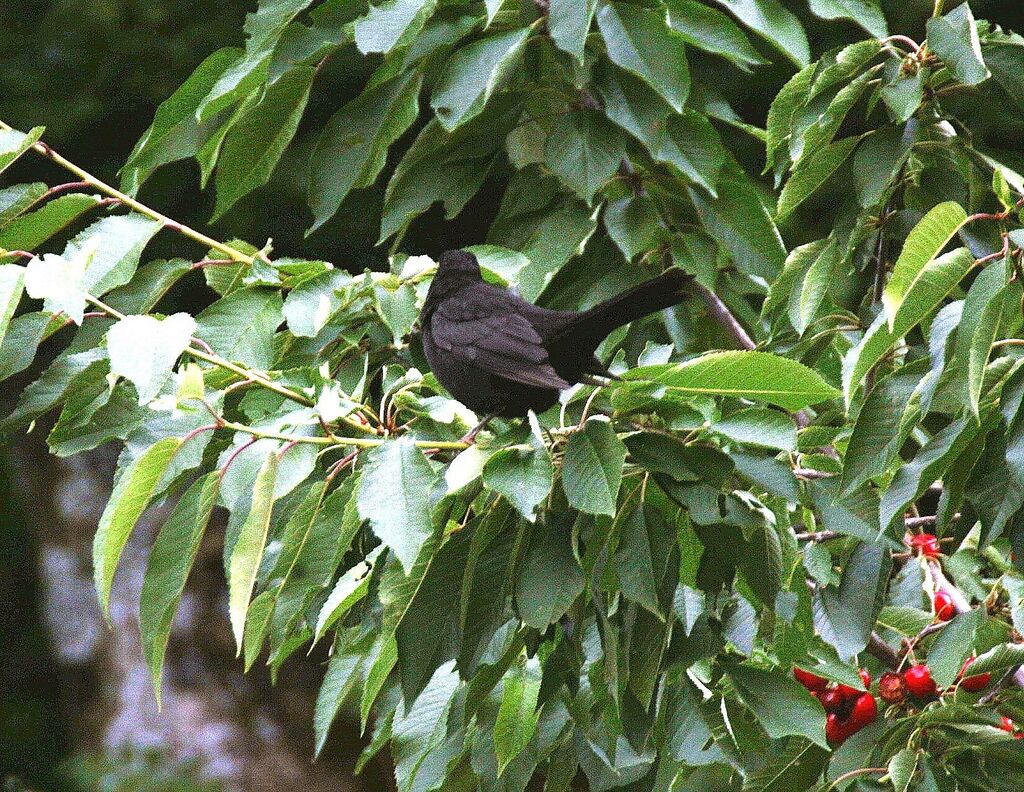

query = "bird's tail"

[{"left": 565, "top": 268, "right": 691, "bottom": 348}]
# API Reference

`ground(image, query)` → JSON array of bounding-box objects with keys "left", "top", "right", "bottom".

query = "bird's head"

[{"left": 437, "top": 249, "right": 483, "bottom": 282}]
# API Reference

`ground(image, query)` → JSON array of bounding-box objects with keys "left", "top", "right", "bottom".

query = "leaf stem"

[{"left": 0, "top": 118, "right": 253, "bottom": 264}]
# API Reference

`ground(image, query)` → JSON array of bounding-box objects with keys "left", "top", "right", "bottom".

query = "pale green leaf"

[
  {"left": 227, "top": 451, "right": 278, "bottom": 652},
  {"left": 354, "top": 0, "right": 436, "bottom": 54},
  {"left": 0, "top": 126, "right": 44, "bottom": 176},
  {"left": 139, "top": 472, "right": 219, "bottom": 706},
  {"left": 0, "top": 194, "right": 103, "bottom": 252},
  {"left": 883, "top": 201, "right": 968, "bottom": 329},
  {"left": 495, "top": 655, "right": 542, "bottom": 776},
  {"left": 623, "top": 351, "right": 839, "bottom": 410},
  {"left": 107, "top": 313, "right": 197, "bottom": 404},
  {"left": 665, "top": 0, "right": 767, "bottom": 71},
  {"left": 93, "top": 436, "right": 182, "bottom": 619},
  {"left": 549, "top": 0, "right": 596, "bottom": 62},
  {"left": 727, "top": 663, "right": 827, "bottom": 747},
  {"left": 0, "top": 265, "right": 25, "bottom": 348},
  {"left": 357, "top": 436, "right": 437, "bottom": 572}
]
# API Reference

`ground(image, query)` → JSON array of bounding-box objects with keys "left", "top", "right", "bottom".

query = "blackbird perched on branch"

[{"left": 420, "top": 249, "right": 691, "bottom": 423}]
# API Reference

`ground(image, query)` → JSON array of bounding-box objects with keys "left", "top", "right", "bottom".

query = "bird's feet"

[{"left": 460, "top": 413, "right": 497, "bottom": 445}]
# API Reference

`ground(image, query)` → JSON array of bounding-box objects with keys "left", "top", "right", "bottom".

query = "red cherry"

[
  {"left": 835, "top": 683, "right": 861, "bottom": 702},
  {"left": 847, "top": 693, "right": 878, "bottom": 733},
  {"left": 879, "top": 671, "right": 907, "bottom": 704},
  {"left": 1001, "top": 716, "right": 1015, "bottom": 732},
  {"left": 909, "top": 533, "right": 940, "bottom": 558},
  {"left": 794, "top": 667, "right": 829, "bottom": 692},
  {"left": 904, "top": 665, "right": 938, "bottom": 698},
  {"left": 934, "top": 591, "right": 955, "bottom": 621},
  {"left": 819, "top": 688, "right": 845, "bottom": 712},
  {"left": 826, "top": 712, "right": 851, "bottom": 745},
  {"left": 959, "top": 658, "right": 991, "bottom": 692},
  {"left": 859, "top": 668, "right": 872, "bottom": 689}
]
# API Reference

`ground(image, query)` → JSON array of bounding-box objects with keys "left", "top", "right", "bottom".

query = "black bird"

[{"left": 420, "top": 249, "right": 691, "bottom": 422}]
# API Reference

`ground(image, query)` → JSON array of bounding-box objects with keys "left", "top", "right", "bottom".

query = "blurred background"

[{"left": 1, "top": 1, "right": 1024, "bottom": 790}]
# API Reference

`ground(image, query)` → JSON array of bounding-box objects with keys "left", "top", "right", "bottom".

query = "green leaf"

[
  {"left": 358, "top": 436, "right": 438, "bottom": 572},
  {"left": 313, "top": 551, "right": 377, "bottom": 642},
  {"left": 813, "top": 541, "right": 889, "bottom": 659},
  {"left": 55, "top": 214, "right": 161, "bottom": 299},
  {"left": 710, "top": 0, "right": 809, "bottom": 68},
  {"left": 195, "top": 287, "right": 283, "bottom": 369},
  {"left": 688, "top": 162, "right": 787, "bottom": 280},
  {"left": 926, "top": 2, "right": 989, "bottom": 86},
  {"left": 483, "top": 443, "right": 553, "bottom": 519},
  {"left": 354, "top": 0, "right": 436, "bottom": 54},
  {"left": 0, "top": 126, "right": 43, "bottom": 176},
  {"left": 0, "top": 183, "right": 46, "bottom": 225},
  {"left": 596, "top": 2, "right": 690, "bottom": 112},
  {"left": 844, "top": 248, "right": 974, "bottom": 402},
  {"left": 726, "top": 663, "right": 827, "bottom": 747},
  {"left": 792, "top": 236, "right": 841, "bottom": 335},
  {"left": 213, "top": 66, "right": 316, "bottom": 218},
  {"left": 665, "top": 0, "right": 767, "bottom": 71},
  {"left": 495, "top": 655, "right": 542, "bottom": 776},
  {"left": 927, "top": 608, "right": 982, "bottom": 688},
  {"left": 196, "top": 0, "right": 315, "bottom": 121},
  {"left": 549, "top": 0, "right": 596, "bottom": 62},
  {"left": 107, "top": 313, "right": 197, "bottom": 404},
  {"left": 616, "top": 506, "right": 661, "bottom": 616},
  {"left": 603, "top": 196, "right": 665, "bottom": 262},
  {"left": 713, "top": 408, "right": 796, "bottom": 451},
  {"left": 777, "top": 136, "right": 860, "bottom": 219},
  {"left": 430, "top": 28, "right": 530, "bottom": 131},
  {"left": 120, "top": 47, "right": 244, "bottom": 192},
  {"left": 656, "top": 111, "right": 728, "bottom": 195},
  {"left": 883, "top": 202, "right": 968, "bottom": 329},
  {"left": 841, "top": 366, "right": 922, "bottom": 495},
  {"left": 807, "top": 0, "right": 887, "bottom": 37},
  {"left": 740, "top": 737, "right": 828, "bottom": 792},
  {"left": 139, "top": 472, "right": 219, "bottom": 706},
  {"left": 562, "top": 417, "right": 627, "bottom": 516},
  {"left": 966, "top": 642, "right": 1024, "bottom": 676},
  {"left": 0, "top": 194, "right": 102, "bottom": 252},
  {"left": 515, "top": 518, "right": 584, "bottom": 628},
  {"left": 623, "top": 351, "right": 839, "bottom": 410},
  {"left": 879, "top": 412, "right": 983, "bottom": 536},
  {"left": 544, "top": 111, "right": 625, "bottom": 203},
  {"left": 0, "top": 265, "right": 25, "bottom": 348},
  {"left": 227, "top": 451, "right": 278, "bottom": 653},
  {"left": 307, "top": 70, "right": 422, "bottom": 233},
  {"left": 314, "top": 627, "right": 375, "bottom": 756},
  {"left": 380, "top": 106, "right": 515, "bottom": 242},
  {"left": 950, "top": 258, "right": 1006, "bottom": 418},
  {"left": 888, "top": 748, "right": 918, "bottom": 792},
  {"left": 93, "top": 436, "right": 182, "bottom": 620},
  {"left": 764, "top": 63, "right": 815, "bottom": 174}
]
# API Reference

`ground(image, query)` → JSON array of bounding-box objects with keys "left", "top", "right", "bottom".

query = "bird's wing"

[{"left": 431, "top": 296, "right": 571, "bottom": 391}]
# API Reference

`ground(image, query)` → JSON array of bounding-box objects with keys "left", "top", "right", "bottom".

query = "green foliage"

[{"left": 8, "top": 0, "right": 1024, "bottom": 790}]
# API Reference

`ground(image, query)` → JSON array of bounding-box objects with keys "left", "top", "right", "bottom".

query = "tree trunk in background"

[{"left": 4, "top": 434, "right": 392, "bottom": 792}]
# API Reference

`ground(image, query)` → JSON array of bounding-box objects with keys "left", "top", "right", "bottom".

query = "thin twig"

[{"left": 0, "top": 118, "right": 255, "bottom": 264}]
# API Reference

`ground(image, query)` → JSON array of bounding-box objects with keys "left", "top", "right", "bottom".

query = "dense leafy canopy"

[{"left": 5, "top": 0, "right": 1024, "bottom": 789}]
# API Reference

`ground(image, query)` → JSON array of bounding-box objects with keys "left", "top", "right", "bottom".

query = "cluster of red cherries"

[
  {"left": 793, "top": 667, "right": 877, "bottom": 745},
  {"left": 794, "top": 656, "right": 1000, "bottom": 745}
]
